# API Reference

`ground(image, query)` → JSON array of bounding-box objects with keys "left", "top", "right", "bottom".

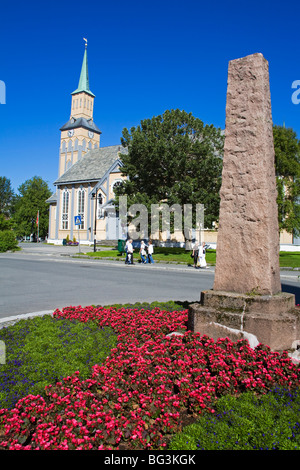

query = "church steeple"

[
  {"left": 71, "top": 39, "right": 95, "bottom": 98},
  {"left": 70, "top": 39, "right": 95, "bottom": 119},
  {"left": 58, "top": 39, "right": 101, "bottom": 177}
]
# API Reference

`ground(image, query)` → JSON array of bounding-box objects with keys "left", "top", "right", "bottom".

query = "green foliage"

[
  {"left": 273, "top": 125, "right": 300, "bottom": 235},
  {"left": 0, "top": 315, "right": 117, "bottom": 409},
  {"left": 115, "top": 109, "right": 224, "bottom": 232},
  {"left": 0, "top": 230, "right": 19, "bottom": 252},
  {"left": 169, "top": 388, "right": 300, "bottom": 450},
  {"left": 0, "top": 214, "right": 12, "bottom": 231},
  {"left": 0, "top": 177, "right": 16, "bottom": 217},
  {"left": 12, "top": 176, "right": 52, "bottom": 238}
]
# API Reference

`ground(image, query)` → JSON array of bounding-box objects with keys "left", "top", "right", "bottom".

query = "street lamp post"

[
  {"left": 92, "top": 191, "right": 103, "bottom": 252},
  {"left": 92, "top": 192, "right": 97, "bottom": 252}
]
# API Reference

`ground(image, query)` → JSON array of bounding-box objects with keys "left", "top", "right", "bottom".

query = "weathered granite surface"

[{"left": 213, "top": 53, "right": 281, "bottom": 295}]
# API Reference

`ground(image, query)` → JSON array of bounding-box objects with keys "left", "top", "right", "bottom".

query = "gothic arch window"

[
  {"left": 74, "top": 139, "right": 78, "bottom": 151},
  {"left": 68, "top": 140, "right": 72, "bottom": 151},
  {"left": 77, "top": 188, "right": 85, "bottom": 229},
  {"left": 61, "top": 189, "right": 70, "bottom": 230},
  {"left": 66, "top": 159, "right": 72, "bottom": 170},
  {"left": 61, "top": 141, "right": 66, "bottom": 152},
  {"left": 82, "top": 139, "right": 86, "bottom": 151}
]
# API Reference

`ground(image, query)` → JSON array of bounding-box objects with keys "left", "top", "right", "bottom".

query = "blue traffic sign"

[{"left": 74, "top": 215, "right": 82, "bottom": 225}]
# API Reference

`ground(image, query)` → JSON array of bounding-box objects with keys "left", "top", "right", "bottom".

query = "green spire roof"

[{"left": 71, "top": 42, "right": 95, "bottom": 97}]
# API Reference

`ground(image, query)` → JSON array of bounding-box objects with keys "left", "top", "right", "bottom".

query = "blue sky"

[{"left": 0, "top": 0, "right": 299, "bottom": 194}]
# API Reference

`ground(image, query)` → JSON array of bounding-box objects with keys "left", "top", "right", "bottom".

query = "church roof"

[
  {"left": 60, "top": 117, "right": 101, "bottom": 134},
  {"left": 54, "top": 145, "right": 127, "bottom": 185},
  {"left": 71, "top": 44, "right": 95, "bottom": 98},
  {"left": 46, "top": 193, "right": 57, "bottom": 204}
]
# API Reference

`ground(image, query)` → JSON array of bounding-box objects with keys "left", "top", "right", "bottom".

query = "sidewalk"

[{"left": 15, "top": 243, "right": 300, "bottom": 283}]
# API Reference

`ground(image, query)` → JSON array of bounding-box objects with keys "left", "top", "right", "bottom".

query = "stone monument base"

[{"left": 188, "top": 290, "right": 300, "bottom": 352}]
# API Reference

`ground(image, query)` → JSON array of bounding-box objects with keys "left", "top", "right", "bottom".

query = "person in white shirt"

[
  {"left": 198, "top": 242, "right": 207, "bottom": 268},
  {"left": 126, "top": 239, "right": 134, "bottom": 265},
  {"left": 147, "top": 240, "right": 154, "bottom": 264},
  {"left": 140, "top": 240, "right": 147, "bottom": 263}
]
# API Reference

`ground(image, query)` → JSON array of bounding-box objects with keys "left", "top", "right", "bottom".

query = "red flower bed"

[{"left": 0, "top": 305, "right": 299, "bottom": 450}]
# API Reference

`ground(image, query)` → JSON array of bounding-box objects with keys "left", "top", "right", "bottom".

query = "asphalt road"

[
  {"left": 0, "top": 243, "right": 299, "bottom": 319},
  {"left": 0, "top": 243, "right": 215, "bottom": 318}
]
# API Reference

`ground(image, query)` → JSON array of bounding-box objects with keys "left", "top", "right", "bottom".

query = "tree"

[
  {"left": 0, "top": 177, "right": 17, "bottom": 217},
  {"left": 115, "top": 109, "right": 224, "bottom": 238},
  {"left": 273, "top": 125, "right": 300, "bottom": 236},
  {"left": 0, "top": 213, "right": 18, "bottom": 252},
  {"left": 12, "top": 176, "right": 52, "bottom": 239}
]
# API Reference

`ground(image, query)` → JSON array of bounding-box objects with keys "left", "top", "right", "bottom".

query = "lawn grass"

[
  {"left": 82, "top": 248, "right": 216, "bottom": 265},
  {"left": 81, "top": 248, "right": 300, "bottom": 268},
  {"left": 279, "top": 252, "right": 300, "bottom": 268}
]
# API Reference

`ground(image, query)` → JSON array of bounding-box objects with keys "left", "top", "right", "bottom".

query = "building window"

[
  {"left": 111, "top": 180, "right": 123, "bottom": 195},
  {"left": 77, "top": 188, "right": 85, "bottom": 229},
  {"left": 97, "top": 193, "right": 104, "bottom": 219},
  {"left": 61, "top": 189, "right": 69, "bottom": 230}
]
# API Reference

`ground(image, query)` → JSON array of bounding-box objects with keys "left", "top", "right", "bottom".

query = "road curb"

[{"left": 0, "top": 310, "right": 54, "bottom": 330}]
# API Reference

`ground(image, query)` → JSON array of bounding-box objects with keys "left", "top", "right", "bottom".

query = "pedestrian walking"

[
  {"left": 126, "top": 239, "right": 134, "bottom": 265},
  {"left": 198, "top": 242, "right": 207, "bottom": 268},
  {"left": 125, "top": 239, "right": 129, "bottom": 264},
  {"left": 147, "top": 240, "right": 154, "bottom": 264},
  {"left": 191, "top": 242, "right": 199, "bottom": 268},
  {"left": 140, "top": 240, "right": 147, "bottom": 263}
]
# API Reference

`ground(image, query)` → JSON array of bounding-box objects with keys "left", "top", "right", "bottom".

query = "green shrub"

[
  {"left": 0, "top": 230, "right": 18, "bottom": 252},
  {"left": 0, "top": 315, "right": 117, "bottom": 409},
  {"left": 168, "top": 388, "right": 300, "bottom": 450}
]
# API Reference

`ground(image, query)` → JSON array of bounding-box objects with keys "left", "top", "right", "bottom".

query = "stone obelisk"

[
  {"left": 213, "top": 53, "right": 281, "bottom": 295},
  {"left": 188, "top": 53, "right": 299, "bottom": 353}
]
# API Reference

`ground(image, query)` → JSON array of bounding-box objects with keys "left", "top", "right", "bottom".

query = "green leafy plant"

[
  {"left": 0, "top": 230, "right": 19, "bottom": 252},
  {"left": 168, "top": 387, "right": 300, "bottom": 450},
  {"left": 0, "top": 315, "right": 117, "bottom": 409}
]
